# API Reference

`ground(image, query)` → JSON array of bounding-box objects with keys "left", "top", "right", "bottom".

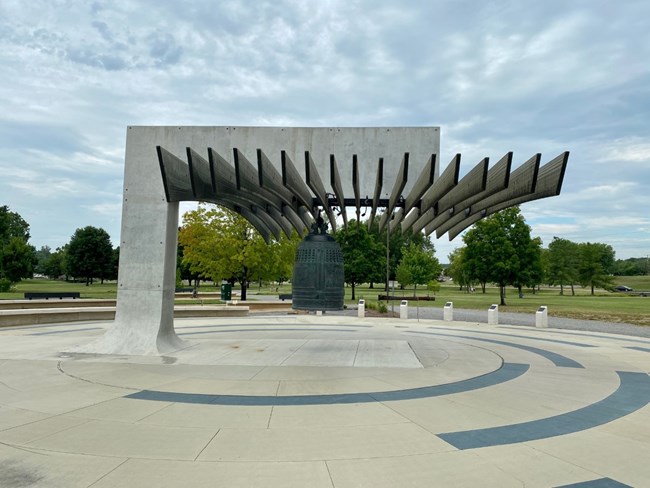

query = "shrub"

[{"left": 0, "top": 278, "right": 12, "bottom": 293}]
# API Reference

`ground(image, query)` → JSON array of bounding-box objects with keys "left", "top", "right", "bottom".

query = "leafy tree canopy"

[
  {"left": 66, "top": 226, "right": 114, "bottom": 285},
  {"left": 578, "top": 242, "right": 615, "bottom": 295},
  {"left": 335, "top": 220, "right": 385, "bottom": 300},
  {"left": 546, "top": 237, "right": 580, "bottom": 295},
  {"left": 395, "top": 242, "right": 442, "bottom": 292},
  {"left": 462, "top": 207, "right": 541, "bottom": 305},
  {"left": 0, "top": 205, "right": 35, "bottom": 284},
  {"left": 179, "top": 205, "right": 299, "bottom": 300}
]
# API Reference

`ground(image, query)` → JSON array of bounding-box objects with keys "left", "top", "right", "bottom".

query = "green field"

[
  {"left": 0, "top": 279, "right": 118, "bottom": 299},
  {"left": 2, "top": 277, "right": 649, "bottom": 326}
]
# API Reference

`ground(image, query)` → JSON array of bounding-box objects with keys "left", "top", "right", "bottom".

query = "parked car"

[{"left": 615, "top": 285, "right": 633, "bottom": 292}]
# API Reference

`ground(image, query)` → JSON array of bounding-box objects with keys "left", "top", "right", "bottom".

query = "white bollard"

[
  {"left": 400, "top": 300, "right": 409, "bottom": 320},
  {"left": 443, "top": 301, "right": 453, "bottom": 321},
  {"left": 536, "top": 306, "right": 548, "bottom": 328},
  {"left": 487, "top": 304, "right": 498, "bottom": 325},
  {"left": 358, "top": 299, "right": 365, "bottom": 318},
  {"left": 316, "top": 310, "right": 323, "bottom": 316}
]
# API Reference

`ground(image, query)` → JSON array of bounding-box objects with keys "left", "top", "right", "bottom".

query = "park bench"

[
  {"left": 24, "top": 292, "right": 81, "bottom": 300},
  {"left": 377, "top": 295, "right": 435, "bottom": 301},
  {"left": 279, "top": 294, "right": 293, "bottom": 301}
]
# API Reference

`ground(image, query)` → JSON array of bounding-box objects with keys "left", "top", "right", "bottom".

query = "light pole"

[{"left": 386, "top": 213, "right": 390, "bottom": 310}]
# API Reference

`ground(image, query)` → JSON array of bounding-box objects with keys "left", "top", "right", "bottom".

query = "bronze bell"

[{"left": 291, "top": 216, "right": 344, "bottom": 311}]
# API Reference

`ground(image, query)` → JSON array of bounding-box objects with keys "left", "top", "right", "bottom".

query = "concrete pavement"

[{"left": 1, "top": 314, "right": 649, "bottom": 487}]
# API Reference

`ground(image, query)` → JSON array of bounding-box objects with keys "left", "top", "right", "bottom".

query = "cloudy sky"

[{"left": 1, "top": 0, "right": 649, "bottom": 261}]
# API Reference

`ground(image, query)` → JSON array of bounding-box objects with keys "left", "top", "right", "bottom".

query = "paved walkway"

[{"left": 1, "top": 314, "right": 649, "bottom": 487}]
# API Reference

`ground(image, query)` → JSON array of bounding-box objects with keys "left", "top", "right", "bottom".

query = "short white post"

[
  {"left": 358, "top": 299, "right": 365, "bottom": 318},
  {"left": 400, "top": 300, "right": 409, "bottom": 320},
  {"left": 536, "top": 306, "right": 548, "bottom": 328},
  {"left": 316, "top": 310, "right": 323, "bottom": 316},
  {"left": 487, "top": 304, "right": 498, "bottom": 325},
  {"left": 443, "top": 301, "right": 453, "bottom": 321}
]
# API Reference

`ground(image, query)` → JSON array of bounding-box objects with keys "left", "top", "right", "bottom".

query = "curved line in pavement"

[
  {"left": 427, "top": 326, "right": 596, "bottom": 348},
  {"left": 438, "top": 371, "right": 650, "bottom": 450},
  {"left": 178, "top": 328, "right": 357, "bottom": 336},
  {"left": 124, "top": 362, "right": 529, "bottom": 406},
  {"left": 408, "top": 330, "right": 584, "bottom": 368}
]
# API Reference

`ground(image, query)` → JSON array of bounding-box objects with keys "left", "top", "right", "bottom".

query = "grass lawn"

[
  {"left": 2, "top": 278, "right": 649, "bottom": 326},
  {"left": 1, "top": 279, "right": 118, "bottom": 299},
  {"left": 350, "top": 282, "right": 650, "bottom": 327}
]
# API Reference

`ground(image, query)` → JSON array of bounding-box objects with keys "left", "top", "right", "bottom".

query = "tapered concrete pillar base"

[{"left": 71, "top": 323, "right": 186, "bottom": 356}]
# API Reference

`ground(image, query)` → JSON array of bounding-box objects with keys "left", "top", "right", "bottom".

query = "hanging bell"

[{"left": 291, "top": 216, "right": 345, "bottom": 311}]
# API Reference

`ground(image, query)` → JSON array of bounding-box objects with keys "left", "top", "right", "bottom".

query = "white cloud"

[{"left": 0, "top": 0, "right": 649, "bottom": 258}]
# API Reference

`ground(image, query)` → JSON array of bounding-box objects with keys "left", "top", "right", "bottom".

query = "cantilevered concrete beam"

[
  {"left": 305, "top": 151, "right": 337, "bottom": 232},
  {"left": 434, "top": 152, "right": 512, "bottom": 238},
  {"left": 407, "top": 154, "right": 460, "bottom": 233},
  {"left": 367, "top": 157, "right": 384, "bottom": 230},
  {"left": 330, "top": 155, "right": 347, "bottom": 227},
  {"left": 446, "top": 153, "right": 542, "bottom": 240},
  {"left": 422, "top": 157, "right": 489, "bottom": 235},
  {"left": 378, "top": 153, "right": 409, "bottom": 232}
]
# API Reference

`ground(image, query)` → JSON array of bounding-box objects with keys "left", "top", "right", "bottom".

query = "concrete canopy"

[{"left": 76, "top": 126, "right": 567, "bottom": 355}]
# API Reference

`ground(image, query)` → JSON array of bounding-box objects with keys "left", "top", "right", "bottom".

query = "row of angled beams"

[{"left": 158, "top": 145, "right": 569, "bottom": 242}]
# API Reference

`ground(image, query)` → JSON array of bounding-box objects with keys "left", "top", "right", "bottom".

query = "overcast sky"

[{"left": 1, "top": 0, "right": 649, "bottom": 261}]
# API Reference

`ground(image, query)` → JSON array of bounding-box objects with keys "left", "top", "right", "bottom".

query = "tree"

[
  {"left": 0, "top": 205, "right": 30, "bottom": 245},
  {"left": 446, "top": 247, "right": 473, "bottom": 292},
  {"left": 0, "top": 206, "right": 36, "bottom": 284},
  {"left": 34, "top": 245, "right": 52, "bottom": 275},
  {"left": 367, "top": 217, "right": 433, "bottom": 290},
  {"left": 179, "top": 205, "right": 271, "bottom": 300},
  {"left": 463, "top": 207, "right": 540, "bottom": 306},
  {"left": 335, "top": 220, "right": 385, "bottom": 300},
  {"left": 546, "top": 237, "right": 580, "bottom": 295},
  {"left": 612, "top": 258, "right": 647, "bottom": 276},
  {"left": 578, "top": 242, "right": 615, "bottom": 295},
  {"left": 512, "top": 236, "right": 544, "bottom": 296},
  {"left": 0, "top": 237, "right": 36, "bottom": 283},
  {"left": 395, "top": 242, "right": 442, "bottom": 293},
  {"left": 66, "top": 226, "right": 114, "bottom": 285},
  {"left": 266, "top": 230, "right": 302, "bottom": 286},
  {"left": 43, "top": 247, "right": 67, "bottom": 279}
]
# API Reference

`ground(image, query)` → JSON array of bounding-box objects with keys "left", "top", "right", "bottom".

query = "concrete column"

[
  {"left": 400, "top": 300, "right": 409, "bottom": 320},
  {"left": 443, "top": 301, "right": 453, "bottom": 321},
  {"left": 358, "top": 299, "right": 365, "bottom": 318},
  {"left": 487, "top": 304, "right": 498, "bottom": 325},
  {"left": 74, "top": 128, "right": 184, "bottom": 355},
  {"left": 536, "top": 306, "right": 548, "bottom": 328}
]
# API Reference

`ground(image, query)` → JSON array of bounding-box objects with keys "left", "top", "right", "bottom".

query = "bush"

[
  {"left": 365, "top": 300, "right": 377, "bottom": 311},
  {"left": 377, "top": 301, "right": 388, "bottom": 313},
  {"left": 0, "top": 278, "right": 12, "bottom": 292}
]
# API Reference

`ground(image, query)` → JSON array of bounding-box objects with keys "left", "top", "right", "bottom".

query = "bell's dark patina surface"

[{"left": 292, "top": 216, "right": 344, "bottom": 311}]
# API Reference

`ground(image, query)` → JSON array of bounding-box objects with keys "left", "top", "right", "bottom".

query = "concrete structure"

[
  {"left": 536, "top": 305, "right": 549, "bottom": 328},
  {"left": 79, "top": 126, "right": 567, "bottom": 355},
  {"left": 2, "top": 314, "right": 650, "bottom": 487},
  {"left": 400, "top": 300, "right": 409, "bottom": 319},
  {"left": 358, "top": 299, "right": 365, "bottom": 318},
  {"left": 488, "top": 304, "right": 499, "bottom": 325},
  {"left": 443, "top": 301, "right": 453, "bottom": 321}
]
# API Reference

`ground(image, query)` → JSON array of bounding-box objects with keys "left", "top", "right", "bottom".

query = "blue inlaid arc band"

[
  {"left": 438, "top": 371, "right": 650, "bottom": 450},
  {"left": 409, "top": 330, "right": 584, "bottom": 368},
  {"left": 555, "top": 477, "right": 633, "bottom": 487},
  {"left": 125, "top": 362, "right": 528, "bottom": 406}
]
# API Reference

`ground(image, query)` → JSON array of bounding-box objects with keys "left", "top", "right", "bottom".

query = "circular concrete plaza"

[{"left": 1, "top": 314, "right": 649, "bottom": 487}]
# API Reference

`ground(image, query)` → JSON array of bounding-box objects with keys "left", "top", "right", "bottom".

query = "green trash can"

[{"left": 220, "top": 283, "right": 232, "bottom": 300}]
